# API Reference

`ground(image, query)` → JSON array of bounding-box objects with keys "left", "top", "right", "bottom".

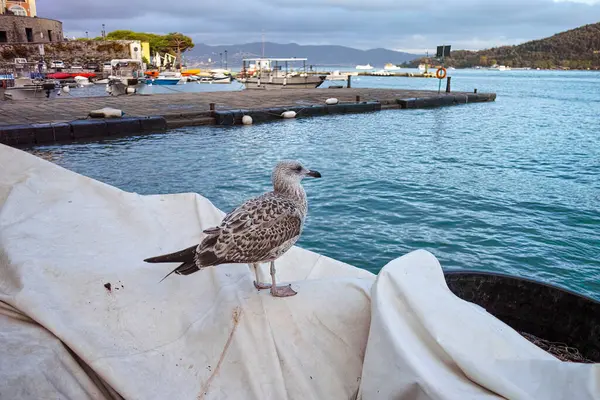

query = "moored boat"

[
  {"left": 106, "top": 59, "right": 145, "bottom": 96},
  {"left": 241, "top": 58, "right": 326, "bottom": 89},
  {"left": 3, "top": 78, "right": 60, "bottom": 100},
  {"left": 145, "top": 71, "right": 184, "bottom": 85}
]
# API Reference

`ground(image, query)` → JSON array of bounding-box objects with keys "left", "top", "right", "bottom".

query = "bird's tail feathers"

[{"left": 159, "top": 262, "right": 201, "bottom": 283}]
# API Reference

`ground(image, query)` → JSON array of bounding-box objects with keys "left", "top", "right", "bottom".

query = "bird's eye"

[{"left": 295, "top": 166, "right": 303, "bottom": 172}]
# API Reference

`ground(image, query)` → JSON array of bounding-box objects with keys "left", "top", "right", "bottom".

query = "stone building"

[{"left": 0, "top": 0, "right": 62, "bottom": 44}]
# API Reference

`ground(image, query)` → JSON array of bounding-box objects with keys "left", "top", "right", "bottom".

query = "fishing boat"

[
  {"left": 240, "top": 58, "right": 326, "bottom": 89},
  {"left": 106, "top": 59, "right": 145, "bottom": 96},
  {"left": 3, "top": 77, "right": 60, "bottom": 100}
]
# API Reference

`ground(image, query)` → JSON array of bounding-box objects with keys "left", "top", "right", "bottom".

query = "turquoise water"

[{"left": 28, "top": 70, "right": 600, "bottom": 300}]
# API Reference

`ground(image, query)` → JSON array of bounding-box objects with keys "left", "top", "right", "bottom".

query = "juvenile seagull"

[{"left": 144, "top": 160, "right": 322, "bottom": 297}]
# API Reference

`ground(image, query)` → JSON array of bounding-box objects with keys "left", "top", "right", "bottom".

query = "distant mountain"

[
  {"left": 405, "top": 22, "right": 600, "bottom": 69},
  {"left": 185, "top": 42, "right": 421, "bottom": 67}
]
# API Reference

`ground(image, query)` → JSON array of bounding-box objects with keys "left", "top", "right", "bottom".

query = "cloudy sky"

[{"left": 41, "top": 0, "right": 600, "bottom": 53}]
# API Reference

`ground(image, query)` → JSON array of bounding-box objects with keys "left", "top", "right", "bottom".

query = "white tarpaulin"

[{"left": 0, "top": 144, "right": 598, "bottom": 400}]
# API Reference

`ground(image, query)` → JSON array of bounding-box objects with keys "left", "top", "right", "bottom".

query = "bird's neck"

[{"left": 274, "top": 182, "right": 307, "bottom": 211}]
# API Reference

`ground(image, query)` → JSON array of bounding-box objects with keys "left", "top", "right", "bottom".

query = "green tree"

[
  {"left": 104, "top": 30, "right": 183, "bottom": 55},
  {"left": 164, "top": 32, "right": 194, "bottom": 68}
]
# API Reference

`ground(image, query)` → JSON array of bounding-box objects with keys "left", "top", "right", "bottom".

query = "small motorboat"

[
  {"left": 74, "top": 76, "right": 93, "bottom": 87},
  {"left": 3, "top": 78, "right": 60, "bottom": 100},
  {"left": 145, "top": 76, "right": 182, "bottom": 85},
  {"left": 105, "top": 59, "right": 145, "bottom": 96},
  {"left": 145, "top": 71, "right": 183, "bottom": 85},
  {"left": 212, "top": 73, "right": 231, "bottom": 83}
]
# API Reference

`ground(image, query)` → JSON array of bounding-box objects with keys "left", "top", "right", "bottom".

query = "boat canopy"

[{"left": 110, "top": 59, "right": 143, "bottom": 67}]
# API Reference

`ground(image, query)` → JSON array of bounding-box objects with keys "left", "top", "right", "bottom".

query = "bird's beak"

[{"left": 307, "top": 170, "right": 322, "bottom": 178}]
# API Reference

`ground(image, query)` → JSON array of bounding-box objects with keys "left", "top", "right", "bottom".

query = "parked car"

[
  {"left": 50, "top": 60, "right": 65, "bottom": 69},
  {"left": 102, "top": 62, "right": 112, "bottom": 72},
  {"left": 84, "top": 62, "right": 100, "bottom": 72},
  {"left": 70, "top": 64, "right": 83, "bottom": 70}
]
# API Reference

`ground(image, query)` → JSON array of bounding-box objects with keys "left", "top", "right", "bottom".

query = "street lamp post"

[
  {"left": 224, "top": 50, "right": 228, "bottom": 70},
  {"left": 219, "top": 52, "right": 222, "bottom": 68}
]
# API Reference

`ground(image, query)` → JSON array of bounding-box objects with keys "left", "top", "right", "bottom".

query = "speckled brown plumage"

[{"left": 196, "top": 192, "right": 304, "bottom": 266}]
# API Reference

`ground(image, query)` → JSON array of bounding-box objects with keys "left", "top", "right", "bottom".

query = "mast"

[{"left": 261, "top": 30, "right": 265, "bottom": 58}]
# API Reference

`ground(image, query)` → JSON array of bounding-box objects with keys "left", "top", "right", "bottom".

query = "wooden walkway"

[{"left": 0, "top": 88, "right": 495, "bottom": 126}]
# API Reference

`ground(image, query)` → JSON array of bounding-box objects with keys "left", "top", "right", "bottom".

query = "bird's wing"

[{"left": 196, "top": 194, "right": 303, "bottom": 264}]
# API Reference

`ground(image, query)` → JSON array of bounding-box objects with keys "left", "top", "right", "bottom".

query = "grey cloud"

[{"left": 42, "top": 0, "right": 600, "bottom": 51}]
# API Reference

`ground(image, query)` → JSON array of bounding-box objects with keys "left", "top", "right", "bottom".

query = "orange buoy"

[{"left": 436, "top": 67, "right": 447, "bottom": 79}]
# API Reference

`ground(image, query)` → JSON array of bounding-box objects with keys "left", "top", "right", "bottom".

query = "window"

[
  {"left": 48, "top": 30, "right": 52, "bottom": 42},
  {"left": 25, "top": 28, "right": 33, "bottom": 42},
  {"left": 9, "top": 5, "right": 27, "bottom": 16},
  {"left": 0, "top": 31, "right": 7, "bottom": 43}
]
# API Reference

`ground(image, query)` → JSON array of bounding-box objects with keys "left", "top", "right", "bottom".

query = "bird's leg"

[
  {"left": 252, "top": 263, "right": 271, "bottom": 290},
  {"left": 269, "top": 261, "right": 297, "bottom": 297}
]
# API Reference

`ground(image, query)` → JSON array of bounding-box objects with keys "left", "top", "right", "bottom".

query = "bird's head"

[{"left": 272, "top": 160, "right": 321, "bottom": 193}]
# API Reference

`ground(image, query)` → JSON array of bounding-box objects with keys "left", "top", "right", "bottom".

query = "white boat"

[
  {"left": 74, "top": 76, "right": 93, "bottom": 87},
  {"left": 106, "top": 59, "right": 145, "bottom": 96},
  {"left": 212, "top": 73, "right": 231, "bottom": 83},
  {"left": 3, "top": 78, "right": 60, "bottom": 100},
  {"left": 210, "top": 68, "right": 230, "bottom": 75},
  {"left": 490, "top": 64, "right": 511, "bottom": 71},
  {"left": 326, "top": 71, "right": 349, "bottom": 81},
  {"left": 383, "top": 63, "right": 401, "bottom": 71},
  {"left": 356, "top": 64, "right": 373, "bottom": 70},
  {"left": 145, "top": 71, "right": 186, "bottom": 85},
  {"left": 241, "top": 58, "right": 326, "bottom": 89},
  {"left": 418, "top": 64, "right": 427, "bottom": 71}
]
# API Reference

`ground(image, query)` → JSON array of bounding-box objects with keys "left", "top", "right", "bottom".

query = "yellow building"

[
  {"left": 1, "top": 0, "right": 37, "bottom": 17},
  {"left": 141, "top": 42, "right": 150, "bottom": 63}
]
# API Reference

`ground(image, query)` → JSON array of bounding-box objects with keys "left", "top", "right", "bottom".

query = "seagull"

[{"left": 144, "top": 160, "right": 322, "bottom": 297}]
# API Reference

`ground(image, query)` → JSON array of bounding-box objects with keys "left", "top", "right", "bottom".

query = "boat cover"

[{"left": 0, "top": 144, "right": 598, "bottom": 400}]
